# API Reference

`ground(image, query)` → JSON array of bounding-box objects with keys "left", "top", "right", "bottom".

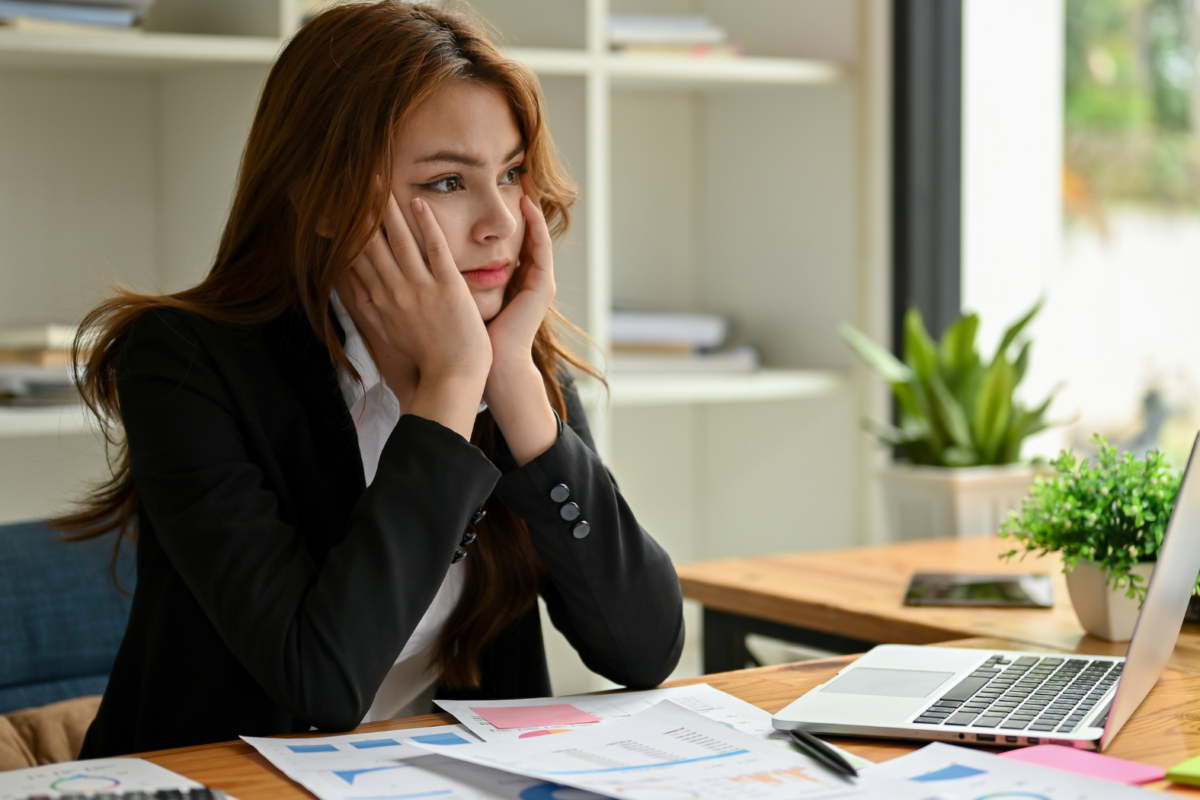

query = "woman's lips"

[{"left": 462, "top": 260, "right": 509, "bottom": 288}]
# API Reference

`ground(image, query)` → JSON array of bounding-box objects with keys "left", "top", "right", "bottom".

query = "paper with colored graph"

[
  {"left": 871, "top": 742, "right": 1156, "bottom": 798},
  {"left": 438, "top": 682, "right": 871, "bottom": 769},
  {"left": 0, "top": 758, "right": 205, "bottom": 800},
  {"left": 242, "top": 724, "right": 610, "bottom": 800},
  {"left": 471, "top": 703, "right": 602, "bottom": 729},
  {"left": 407, "top": 701, "right": 930, "bottom": 800}
]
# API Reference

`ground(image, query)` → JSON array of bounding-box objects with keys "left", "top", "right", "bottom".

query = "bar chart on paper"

[{"left": 243, "top": 725, "right": 611, "bottom": 800}]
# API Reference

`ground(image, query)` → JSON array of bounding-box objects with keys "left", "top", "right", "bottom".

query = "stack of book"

[
  {"left": 0, "top": 324, "right": 78, "bottom": 406},
  {"left": 0, "top": 0, "right": 156, "bottom": 34},
  {"left": 610, "top": 309, "right": 759, "bottom": 374},
  {"left": 607, "top": 13, "right": 742, "bottom": 59}
]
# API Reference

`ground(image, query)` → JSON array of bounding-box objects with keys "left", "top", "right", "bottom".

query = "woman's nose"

[{"left": 473, "top": 186, "right": 518, "bottom": 243}]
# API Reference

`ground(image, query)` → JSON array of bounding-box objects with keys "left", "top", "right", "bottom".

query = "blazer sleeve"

[
  {"left": 492, "top": 377, "right": 685, "bottom": 689},
  {"left": 117, "top": 311, "right": 501, "bottom": 730}
]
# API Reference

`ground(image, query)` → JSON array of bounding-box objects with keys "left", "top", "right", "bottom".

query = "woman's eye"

[
  {"left": 502, "top": 165, "right": 525, "bottom": 185},
  {"left": 425, "top": 176, "right": 463, "bottom": 193}
]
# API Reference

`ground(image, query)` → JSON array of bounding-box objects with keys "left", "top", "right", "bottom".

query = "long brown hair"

[{"left": 54, "top": 1, "right": 600, "bottom": 690}]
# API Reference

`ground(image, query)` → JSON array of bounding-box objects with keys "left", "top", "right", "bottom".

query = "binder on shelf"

[
  {"left": 0, "top": 323, "right": 77, "bottom": 370},
  {"left": 612, "top": 345, "right": 759, "bottom": 375},
  {"left": 0, "top": 323, "right": 76, "bottom": 351},
  {"left": 608, "top": 13, "right": 740, "bottom": 59},
  {"left": 0, "top": 1, "right": 144, "bottom": 28},
  {"left": 0, "top": 363, "right": 78, "bottom": 406},
  {"left": 608, "top": 14, "right": 728, "bottom": 46},
  {"left": 610, "top": 309, "right": 727, "bottom": 350}
]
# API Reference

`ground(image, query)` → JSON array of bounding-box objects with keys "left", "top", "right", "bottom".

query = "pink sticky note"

[
  {"left": 999, "top": 744, "right": 1166, "bottom": 785},
  {"left": 469, "top": 703, "right": 602, "bottom": 730}
]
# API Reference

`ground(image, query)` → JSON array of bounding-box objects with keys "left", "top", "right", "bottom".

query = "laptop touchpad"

[{"left": 820, "top": 668, "right": 955, "bottom": 698}]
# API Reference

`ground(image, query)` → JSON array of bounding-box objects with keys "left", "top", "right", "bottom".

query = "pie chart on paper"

[
  {"left": 519, "top": 728, "right": 572, "bottom": 738},
  {"left": 49, "top": 774, "right": 121, "bottom": 792}
]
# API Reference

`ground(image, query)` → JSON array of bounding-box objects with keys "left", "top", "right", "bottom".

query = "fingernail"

[{"left": 412, "top": 198, "right": 424, "bottom": 213}]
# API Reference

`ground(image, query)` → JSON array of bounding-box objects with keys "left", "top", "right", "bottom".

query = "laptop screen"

[{"left": 1101, "top": 431, "right": 1200, "bottom": 749}]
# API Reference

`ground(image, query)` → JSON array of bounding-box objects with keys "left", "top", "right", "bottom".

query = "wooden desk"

[
  {"left": 135, "top": 637, "right": 1200, "bottom": 798},
  {"left": 676, "top": 536, "right": 1200, "bottom": 674}
]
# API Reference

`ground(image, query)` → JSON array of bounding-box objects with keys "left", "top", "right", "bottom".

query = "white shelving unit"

[
  {"left": 0, "top": 405, "right": 90, "bottom": 439},
  {"left": 0, "top": 30, "right": 282, "bottom": 70},
  {"left": 0, "top": 0, "right": 890, "bottom": 689},
  {"left": 0, "top": 0, "right": 853, "bottom": 440},
  {"left": 609, "top": 369, "right": 843, "bottom": 407}
]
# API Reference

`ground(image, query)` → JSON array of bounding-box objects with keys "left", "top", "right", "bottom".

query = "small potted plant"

[
  {"left": 1001, "top": 434, "right": 1187, "bottom": 641},
  {"left": 840, "top": 301, "right": 1059, "bottom": 539}
]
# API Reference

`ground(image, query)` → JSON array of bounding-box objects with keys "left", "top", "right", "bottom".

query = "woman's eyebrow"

[{"left": 413, "top": 143, "right": 526, "bottom": 168}]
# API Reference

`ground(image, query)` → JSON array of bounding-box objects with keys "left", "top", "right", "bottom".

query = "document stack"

[
  {"left": 610, "top": 309, "right": 759, "bottom": 374},
  {"left": 0, "top": 324, "right": 79, "bottom": 406},
  {"left": 607, "top": 13, "right": 742, "bottom": 59},
  {"left": 0, "top": 0, "right": 156, "bottom": 34}
]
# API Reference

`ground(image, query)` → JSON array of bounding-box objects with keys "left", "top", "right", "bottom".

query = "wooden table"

[
  {"left": 134, "top": 637, "right": 1200, "bottom": 798},
  {"left": 676, "top": 536, "right": 1200, "bottom": 674}
]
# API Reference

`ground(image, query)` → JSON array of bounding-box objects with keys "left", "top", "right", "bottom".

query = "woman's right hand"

[{"left": 347, "top": 193, "right": 491, "bottom": 438}]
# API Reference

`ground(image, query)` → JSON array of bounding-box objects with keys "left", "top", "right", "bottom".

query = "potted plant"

[
  {"left": 840, "top": 301, "right": 1058, "bottom": 539},
  {"left": 1001, "top": 435, "right": 1187, "bottom": 641}
]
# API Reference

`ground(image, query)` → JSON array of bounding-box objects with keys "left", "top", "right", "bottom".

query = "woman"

[{"left": 60, "top": 2, "right": 684, "bottom": 757}]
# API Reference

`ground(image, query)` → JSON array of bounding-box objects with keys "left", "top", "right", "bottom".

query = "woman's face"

[{"left": 391, "top": 82, "right": 527, "bottom": 322}]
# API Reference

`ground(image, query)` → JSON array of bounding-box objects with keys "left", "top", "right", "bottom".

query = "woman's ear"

[{"left": 288, "top": 180, "right": 335, "bottom": 238}]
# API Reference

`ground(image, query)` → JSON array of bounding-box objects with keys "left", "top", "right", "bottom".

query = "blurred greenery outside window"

[{"left": 1065, "top": 0, "right": 1200, "bottom": 222}]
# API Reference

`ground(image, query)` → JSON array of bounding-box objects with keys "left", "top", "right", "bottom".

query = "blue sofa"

[{"left": 0, "top": 521, "right": 133, "bottom": 714}]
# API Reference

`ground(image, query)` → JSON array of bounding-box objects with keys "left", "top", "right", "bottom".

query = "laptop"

[{"left": 773, "top": 432, "right": 1200, "bottom": 751}]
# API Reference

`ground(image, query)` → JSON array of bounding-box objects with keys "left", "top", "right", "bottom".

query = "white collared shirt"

[{"left": 330, "top": 292, "right": 466, "bottom": 722}]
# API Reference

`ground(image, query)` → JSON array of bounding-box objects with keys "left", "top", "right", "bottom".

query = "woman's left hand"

[
  {"left": 483, "top": 175, "right": 559, "bottom": 466},
  {"left": 485, "top": 175, "right": 555, "bottom": 373}
]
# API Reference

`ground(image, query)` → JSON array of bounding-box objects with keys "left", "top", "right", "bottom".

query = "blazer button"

[
  {"left": 550, "top": 484, "right": 570, "bottom": 503},
  {"left": 471, "top": 508, "right": 488, "bottom": 526},
  {"left": 460, "top": 531, "right": 477, "bottom": 547},
  {"left": 560, "top": 502, "right": 581, "bottom": 521},
  {"left": 573, "top": 521, "right": 590, "bottom": 539},
  {"left": 451, "top": 549, "right": 468, "bottom": 564}
]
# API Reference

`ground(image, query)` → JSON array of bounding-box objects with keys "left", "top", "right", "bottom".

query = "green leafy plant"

[
  {"left": 1001, "top": 434, "right": 1187, "bottom": 601},
  {"left": 839, "top": 301, "right": 1058, "bottom": 466}
]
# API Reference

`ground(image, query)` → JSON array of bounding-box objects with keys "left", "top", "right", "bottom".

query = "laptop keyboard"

[{"left": 913, "top": 654, "right": 1122, "bottom": 735}]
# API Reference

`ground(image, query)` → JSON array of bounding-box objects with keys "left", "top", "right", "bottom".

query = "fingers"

[
  {"left": 410, "top": 197, "right": 461, "bottom": 282},
  {"left": 518, "top": 173, "right": 551, "bottom": 257},
  {"left": 379, "top": 193, "right": 430, "bottom": 284},
  {"left": 346, "top": 268, "right": 385, "bottom": 334},
  {"left": 350, "top": 237, "right": 387, "bottom": 298},
  {"left": 519, "top": 171, "right": 540, "bottom": 204},
  {"left": 519, "top": 194, "right": 553, "bottom": 278}
]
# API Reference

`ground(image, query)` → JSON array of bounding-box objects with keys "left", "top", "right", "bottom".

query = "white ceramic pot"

[
  {"left": 1064, "top": 559, "right": 1156, "bottom": 642},
  {"left": 878, "top": 464, "right": 1043, "bottom": 540}
]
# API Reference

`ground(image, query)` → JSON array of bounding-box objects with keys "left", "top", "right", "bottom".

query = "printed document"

[
  {"left": 0, "top": 758, "right": 205, "bottom": 800},
  {"left": 871, "top": 742, "right": 1156, "bottom": 798},
  {"left": 437, "top": 681, "right": 870, "bottom": 767},
  {"left": 408, "top": 700, "right": 932, "bottom": 800},
  {"left": 243, "top": 724, "right": 609, "bottom": 800}
]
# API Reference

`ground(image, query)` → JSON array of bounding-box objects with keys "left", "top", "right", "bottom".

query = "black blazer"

[{"left": 80, "top": 308, "right": 684, "bottom": 757}]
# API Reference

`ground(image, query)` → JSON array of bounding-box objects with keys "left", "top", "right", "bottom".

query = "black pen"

[{"left": 788, "top": 728, "right": 859, "bottom": 781}]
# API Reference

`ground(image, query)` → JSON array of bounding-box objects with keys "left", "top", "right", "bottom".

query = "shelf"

[
  {"left": 505, "top": 47, "right": 590, "bottom": 76},
  {"left": 505, "top": 49, "right": 843, "bottom": 86},
  {"left": 604, "top": 54, "right": 843, "bottom": 87},
  {"left": 604, "top": 369, "right": 844, "bottom": 408},
  {"left": 0, "top": 372, "right": 841, "bottom": 435},
  {"left": 0, "top": 32, "right": 841, "bottom": 87},
  {"left": 0, "top": 30, "right": 280, "bottom": 71},
  {"left": 0, "top": 405, "right": 93, "bottom": 439}
]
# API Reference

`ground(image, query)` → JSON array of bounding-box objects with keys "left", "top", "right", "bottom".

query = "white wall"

[{"left": 0, "top": 73, "right": 158, "bottom": 326}]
